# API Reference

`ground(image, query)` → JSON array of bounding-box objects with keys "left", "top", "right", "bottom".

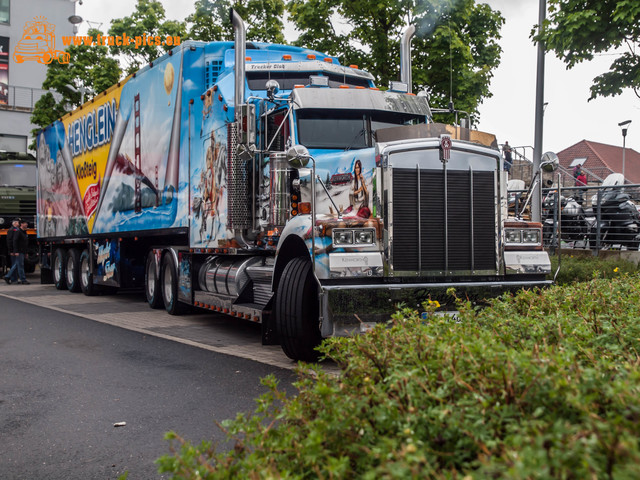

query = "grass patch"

[{"left": 549, "top": 252, "right": 637, "bottom": 285}]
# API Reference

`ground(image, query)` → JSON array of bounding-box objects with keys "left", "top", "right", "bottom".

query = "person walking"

[
  {"left": 503, "top": 141, "right": 513, "bottom": 173},
  {"left": 3, "top": 218, "right": 20, "bottom": 284},
  {"left": 11, "top": 220, "right": 30, "bottom": 284},
  {"left": 575, "top": 168, "right": 587, "bottom": 204}
]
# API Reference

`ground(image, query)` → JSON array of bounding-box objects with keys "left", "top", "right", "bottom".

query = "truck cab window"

[
  {"left": 296, "top": 110, "right": 426, "bottom": 150},
  {"left": 370, "top": 111, "right": 425, "bottom": 141},
  {"left": 0, "top": 164, "right": 36, "bottom": 187},
  {"left": 265, "top": 110, "right": 289, "bottom": 152},
  {"left": 297, "top": 110, "right": 368, "bottom": 150}
]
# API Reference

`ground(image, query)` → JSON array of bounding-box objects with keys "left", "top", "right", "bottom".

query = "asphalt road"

[{"left": 0, "top": 291, "right": 298, "bottom": 479}]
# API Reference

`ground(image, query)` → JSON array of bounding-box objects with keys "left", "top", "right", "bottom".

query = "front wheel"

[{"left": 274, "top": 256, "right": 322, "bottom": 362}]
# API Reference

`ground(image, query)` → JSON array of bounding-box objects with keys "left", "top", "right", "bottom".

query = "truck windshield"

[
  {"left": 296, "top": 109, "right": 426, "bottom": 150},
  {"left": 0, "top": 163, "right": 37, "bottom": 187}
]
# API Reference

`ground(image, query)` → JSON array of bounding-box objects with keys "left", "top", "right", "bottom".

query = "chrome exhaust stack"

[
  {"left": 230, "top": 8, "right": 246, "bottom": 120},
  {"left": 400, "top": 25, "right": 416, "bottom": 94}
]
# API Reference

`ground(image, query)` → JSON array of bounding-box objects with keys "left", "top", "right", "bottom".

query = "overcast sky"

[{"left": 73, "top": 0, "right": 640, "bottom": 156}]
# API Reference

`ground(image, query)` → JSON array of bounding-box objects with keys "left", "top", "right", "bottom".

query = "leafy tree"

[
  {"left": 30, "top": 28, "right": 121, "bottom": 143},
  {"left": 187, "top": 0, "right": 286, "bottom": 44},
  {"left": 535, "top": 0, "right": 640, "bottom": 100},
  {"left": 108, "top": 0, "right": 188, "bottom": 74},
  {"left": 287, "top": 0, "right": 504, "bottom": 122}
]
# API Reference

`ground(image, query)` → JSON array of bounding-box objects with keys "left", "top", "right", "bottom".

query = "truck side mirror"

[
  {"left": 266, "top": 80, "right": 280, "bottom": 100},
  {"left": 541, "top": 151, "right": 559, "bottom": 172},
  {"left": 286, "top": 145, "right": 311, "bottom": 169}
]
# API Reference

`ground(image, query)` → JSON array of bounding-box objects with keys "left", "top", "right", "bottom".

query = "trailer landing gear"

[{"left": 275, "top": 256, "right": 322, "bottom": 362}]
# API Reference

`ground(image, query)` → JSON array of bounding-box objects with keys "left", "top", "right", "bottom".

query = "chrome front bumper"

[{"left": 319, "top": 277, "right": 552, "bottom": 337}]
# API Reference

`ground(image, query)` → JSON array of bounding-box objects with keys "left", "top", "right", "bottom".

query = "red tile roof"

[{"left": 557, "top": 140, "right": 640, "bottom": 184}]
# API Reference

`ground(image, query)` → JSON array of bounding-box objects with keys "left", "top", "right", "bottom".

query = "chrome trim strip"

[
  {"left": 443, "top": 161, "right": 448, "bottom": 271},
  {"left": 321, "top": 279, "right": 552, "bottom": 292},
  {"left": 470, "top": 165, "right": 475, "bottom": 271}
]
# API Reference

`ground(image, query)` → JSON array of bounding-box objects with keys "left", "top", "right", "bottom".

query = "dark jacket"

[
  {"left": 6, "top": 226, "right": 18, "bottom": 254},
  {"left": 12, "top": 227, "right": 28, "bottom": 255}
]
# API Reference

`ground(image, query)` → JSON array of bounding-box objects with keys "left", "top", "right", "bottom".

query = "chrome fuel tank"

[{"left": 198, "top": 256, "right": 262, "bottom": 297}]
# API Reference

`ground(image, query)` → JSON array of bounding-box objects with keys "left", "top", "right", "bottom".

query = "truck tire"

[
  {"left": 65, "top": 248, "right": 81, "bottom": 292},
  {"left": 145, "top": 251, "right": 163, "bottom": 309},
  {"left": 80, "top": 249, "right": 98, "bottom": 296},
  {"left": 161, "top": 253, "right": 186, "bottom": 315},
  {"left": 53, "top": 248, "right": 67, "bottom": 290},
  {"left": 274, "top": 256, "right": 322, "bottom": 362}
]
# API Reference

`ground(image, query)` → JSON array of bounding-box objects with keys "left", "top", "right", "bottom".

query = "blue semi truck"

[{"left": 36, "top": 10, "right": 551, "bottom": 361}]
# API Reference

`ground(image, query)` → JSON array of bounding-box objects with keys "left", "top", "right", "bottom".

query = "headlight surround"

[
  {"left": 504, "top": 227, "right": 541, "bottom": 246},
  {"left": 333, "top": 228, "right": 375, "bottom": 247}
]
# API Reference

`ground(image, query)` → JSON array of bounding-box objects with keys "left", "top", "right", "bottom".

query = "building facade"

[
  {"left": 0, "top": 0, "right": 75, "bottom": 152},
  {"left": 557, "top": 140, "right": 640, "bottom": 185}
]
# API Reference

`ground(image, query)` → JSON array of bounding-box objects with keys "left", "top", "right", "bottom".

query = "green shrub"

[
  {"left": 158, "top": 276, "right": 640, "bottom": 479},
  {"left": 549, "top": 253, "right": 637, "bottom": 285}
]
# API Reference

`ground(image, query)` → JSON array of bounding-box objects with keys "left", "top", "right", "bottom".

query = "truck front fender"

[{"left": 273, "top": 215, "right": 331, "bottom": 290}]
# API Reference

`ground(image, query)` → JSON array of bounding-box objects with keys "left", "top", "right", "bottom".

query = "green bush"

[
  {"left": 549, "top": 253, "right": 637, "bottom": 285},
  {"left": 158, "top": 276, "right": 640, "bottom": 479}
]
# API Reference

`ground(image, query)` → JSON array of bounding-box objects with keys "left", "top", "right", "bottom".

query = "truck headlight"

[
  {"left": 354, "top": 229, "right": 375, "bottom": 245},
  {"left": 505, "top": 228, "right": 522, "bottom": 244},
  {"left": 522, "top": 229, "right": 540, "bottom": 244},
  {"left": 333, "top": 228, "right": 375, "bottom": 247},
  {"left": 333, "top": 229, "right": 354, "bottom": 246}
]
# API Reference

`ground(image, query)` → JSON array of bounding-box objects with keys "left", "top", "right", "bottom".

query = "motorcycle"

[
  {"left": 589, "top": 188, "right": 640, "bottom": 250},
  {"left": 542, "top": 191, "right": 590, "bottom": 247}
]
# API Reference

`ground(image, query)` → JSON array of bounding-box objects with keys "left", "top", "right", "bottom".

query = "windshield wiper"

[{"left": 345, "top": 128, "right": 366, "bottom": 151}]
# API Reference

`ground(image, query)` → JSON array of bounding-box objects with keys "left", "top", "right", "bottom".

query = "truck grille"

[
  {"left": 18, "top": 199, "right": 36, "bottom": 215},
  {"left": 391, "top": 168, "right": 496, "bottom": 273}
]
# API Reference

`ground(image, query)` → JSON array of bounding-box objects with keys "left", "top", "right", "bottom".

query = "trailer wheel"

[
  {"left": 161, "top": 253, "right": 186, "bottom": 315},
  {"left": 79, "top": 249, "right": 98, "bottom": 296},
  {"left": 53, "top": 248, "right": 67, "bottom": 290},
  {"left": 65, "top": 248, "right": 81, "bottom": 293},
  {"left": 145, "top": 251, "right": 163, "bottom": 309},
  {"left": 275, "top": 256, "right": 322, "bottom": 362}
]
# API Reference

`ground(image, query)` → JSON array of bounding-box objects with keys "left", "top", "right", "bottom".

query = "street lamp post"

[
  {"left": 619, "top": 120, "right": 632, "bottom": 183},
  {"left": 65, "top": 84, "right": 87, "bottom": 105},
  {"left": 532, "top": 0, "right": 547, "bottom": 222}
]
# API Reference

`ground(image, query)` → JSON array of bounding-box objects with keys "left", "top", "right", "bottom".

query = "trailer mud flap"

[
  {"left": 94, "top": 238, "right": 120, "bottom": 286},
  {"left": 178, "top": 252, "right": 192, "bottom": 304}
]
